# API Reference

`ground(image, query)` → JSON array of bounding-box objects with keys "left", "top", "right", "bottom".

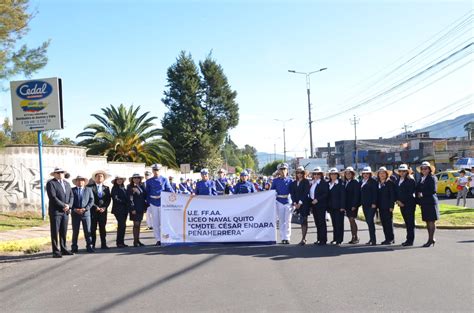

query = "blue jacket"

[
  {"left": 71, "top": 186, "right": 94, "bottom": 216},
  {"left": 145, "top": 176, "right": 173, "bottom": 206},
  {"left": 215, "top": 178, "right": 234, "bottom": 195},
  {"left": 178, "top": 182, "right": 191, "bottom": 194},
  {"left": 234, "top": 181, "right": 256, "bottom": 194},
  {"left": 271, "top": 176, "right": 293, "bottom": 204},
  {"left": 195, "top": 180, "right": 217, "bottom": 196},
  {"left": 328, "top": 180, "right": 346, "bottom": 211}
]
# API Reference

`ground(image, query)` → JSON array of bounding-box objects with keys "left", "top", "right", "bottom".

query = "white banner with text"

[{"left": 160, "top": 191, "right": 277, "bottom": 245}]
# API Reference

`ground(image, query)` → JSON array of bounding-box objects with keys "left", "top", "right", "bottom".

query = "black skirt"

[{"left": 420, "top": 204, "right": 439, "bottom": 222}]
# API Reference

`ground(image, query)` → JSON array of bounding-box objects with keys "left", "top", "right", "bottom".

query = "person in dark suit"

[
  {"left": 376, "top": 167, "right": 396, "bottom": 245},
  {"left": 88, "top": 170, "right": 112, "bottom": 249},
  {"left": 327, "top": 168, "right": 346, "bottom": 245},
  {"left": 111, "top": 175, "right": 129, "bottom": 248},
  {"left": 46, "top": 167, "right": 74, "bottom": 258},
  {"left": 128, "top": 173, "right": 147, "bottom": 247},
  {"left": 360, "top": 166, "right": 378, "bottom": 245},
  {"left": 71, "top": 175, "right": 95, "bottom": 253},
  {"left": 395, "top": 164, "right": 417, "bottom": 246},
  {"left": 289, "top": 166, "right": 311, "bottom": 245},
  {"left": 416, "top": 161, "right": 440, "bottom": 247},
  {"left": 309, "top": 167, "right": 329, "bottom": 245},
  {"left": 343, "top": 166, "right": 361, "bottom": 244}
]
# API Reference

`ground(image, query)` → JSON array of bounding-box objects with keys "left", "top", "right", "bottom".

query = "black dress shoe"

[
  {"left": 401, "top": 241, "right": 413, "bottom": 246},
  {"left": 318, "top": 242, "right": 327, "bottom": 246},
  {"left": 61, "top": 250, "right": 74, "bottom": 255},
  {"left": 381, "top": 240, "right": 394, "bottom": 245},
  {"left": 52, "top": 254, "right": 62, "bottom": 258},
  {"left": 138, "top": 241, "right": 145, "bottom": 247},
  {"left": 330, "top": 240, "right": 337, "bottom": 245},
  {"left": 87, "top": 247, "right": 95, "bottom": 253},
  {"left": 101, "top": 245, "right": 110, "bottom": 250},
  {"left": 71, "top": 248, "right": 78, "bottom": 253},
  {"left": 155, "top": 241, "right": 161, "bottom": 246}
]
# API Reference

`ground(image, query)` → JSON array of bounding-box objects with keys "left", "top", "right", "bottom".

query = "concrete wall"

[{"left": 0, "top": 145, "right": 199, "bottom": 212}]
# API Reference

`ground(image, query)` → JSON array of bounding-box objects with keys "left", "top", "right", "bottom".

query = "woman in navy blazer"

[
  {"left": 343, "top": 167, "right": 361, "bottom": 244},
  {"left": 289, "top": 166, "right": 311, "bottom": 245},
  {"left": 376, "top": 167, "right": 396, "bottom": 245},
  {"left": 395, "top": 164, "right": 417, "bottom": 246},
  {"left": 360, "top": 167, "right": 378, "bottom": 245},
  {"left": 327, "top": 168, "right": 346, "bottom": 245},
  {"left": 128, "top": 173, "right": 148, "bottom": 247},
  {"left": 416, "top": 162, "right": 440, "bottom": 247},
  {"left": 111, "top": 175, "right": 130, "bottom": 248}
]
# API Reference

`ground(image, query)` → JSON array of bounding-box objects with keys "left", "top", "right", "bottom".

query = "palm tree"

[{"left": 77, "top": 104, "right": 177, "bottom": 168}]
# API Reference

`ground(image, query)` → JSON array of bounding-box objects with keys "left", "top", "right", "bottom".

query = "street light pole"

[
  {"left": 288, "top": 68, "right": 327, "bottom": 158},
  {"left": 274, "top": 118, "right": 293, "bottom": 162}
]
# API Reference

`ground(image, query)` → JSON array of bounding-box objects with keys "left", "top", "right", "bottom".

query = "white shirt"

[
  {"left": 458, "top": 176, "right": 468, "bottom": 187},
  {"left": 398, "top": 178, "right": 404, "bottom": 186},
  {"left": 361, "top": 179, "right": 368, "bottom": 188},
  {"left": 310, "top": 179, "right": 320, "bottom": 199},
  {"left": 329, "top": 179, "right": 338, "bottom": 190},
  {"left": 421, "top": 176, "right": 427, "bottom": 183}
]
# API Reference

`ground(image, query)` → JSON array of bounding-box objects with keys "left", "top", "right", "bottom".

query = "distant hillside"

[
  {"left": 257, "top": 152, "right": 286, "bottom": 168},
  {"left": 410, "top": 113, "right": 473, "bottom": 138}
]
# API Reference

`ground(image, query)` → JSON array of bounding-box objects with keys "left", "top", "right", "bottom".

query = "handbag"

[
  {"left": 456, "top": 185, "right": 464, "bottom": 191},
  {"left": 291, "top": 211, "right": 303, "bottom": 225}
]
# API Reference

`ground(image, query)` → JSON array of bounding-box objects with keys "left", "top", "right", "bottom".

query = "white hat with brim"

[
  {"left": 395, "top": 164, "right": 412, "bottom": 174},
  {"left": 311, "top": 167, "right": 324, "bottom": 174},
  {"left": 111, "top": 175, "right": 126, "bottom": 185},
  {"left": 277, "top": 163, "right": 289, "bottom": 170},
  {"left": 328, "top": 168, "right": 340, "bottom": 176},
  {"left": 200, "top": 168, "right": 209, "bottom": 175},
  {"left": 91, "top": 170, "right": 110, "bottom": 180},
  {"left": 361, "top": 166, "right": 373, "bottom": 175},
  {"left": 417, "top": 161, "right": 436, "bottom": 173},
  {"left": 295, "top": 166, "right": 305, "bottom": 173},
  {"left": 50, "top": 167, "right": 67, "bottom": 176},
  {"left": 130, "top": 173, "right": 144, "bottom": 179},
  {"left": 151, "top": 164, "right": 162, "bottom": 170},
  {"left": 72, "top": 175, "right": 87, "bottom": 185},
  {"left": 376, "top": 166, "right": 393, "bottom": 177},
  {"left": 343, "top": 166, "right": 356, "bottom": 175},
  {"left": 240, "top": 171, "right": 249, "bottom": 177}
]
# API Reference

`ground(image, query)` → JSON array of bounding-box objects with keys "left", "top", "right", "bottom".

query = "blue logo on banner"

[{"left": 16, "top": 81, "right": 53, "bottom": 100}]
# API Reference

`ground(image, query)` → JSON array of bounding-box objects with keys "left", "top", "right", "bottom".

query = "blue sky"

[{"left": 2, "top": 0, "right": 472, "bottom": 157}]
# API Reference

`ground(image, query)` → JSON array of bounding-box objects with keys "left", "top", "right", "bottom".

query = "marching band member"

[
  {"left": 215, "top": 168, "right": 233, "bottom": 195},
  {"left": 144, "top": 171, "right": 153, "bottom": 230},
  {"left": 360, "top": 166, "right": 378, "bottom": 245},
  {"left": 195, "top": 169, "right": 217, "bottom": 195},
  {"left": 178, "top": 177, "right": 191, "bottom": 194},
  {"left": 343, "top": 167, "right": 360, "bottom": 244},
  {"left": 169, "top": 176, "right": 178, "bottom": 193},
  {"left": 145, "top": 164, "right": 173, "bottom": 246},
  {"left": 376, "top": 167, "right": 396, "bottom": 245},
  {"left": 327, "top": 168, "right": 346, "bottom": 245},
  {"left": 395, "top": 164, "right": 416, "bottom": 246},
  {"left": 289, "top": 166, "right": 311, "bottom": 245},
  {"left": 416, "top": 161, "right": 439, "bottom": 247},
  {"left": 309, "top": 167, "right": 329, "bottom": 245},
  {"left": 271, "top": 163, "right": 293, "bottom": 244},
  {"left": 234, "top": 171, "right": 256, "bottom": 194}
]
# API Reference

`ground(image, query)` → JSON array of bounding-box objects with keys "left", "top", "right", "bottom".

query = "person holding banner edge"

[
  {"left": 271, "top": 163, "right": 293, "bottom": 244},
  {"left": 215, "top": 168, "right": 234, "bottom": 195},
  {"left": 146, "top": 164, "right": 173, "bottom": 246}
]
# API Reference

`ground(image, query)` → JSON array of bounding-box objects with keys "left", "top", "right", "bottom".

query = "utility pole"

[
  {"left": 274, "top": 119, "right": 293, "bottom": 162},
  {"left": 350, "top": 115, "right": 360, "bottom": 171},
  {"left": 402, "top": 123, "right": 412, "bottom": 138},
  {"left": 304, "top": 148, "right": 308, "bottom": 159},
  {"left": 288, "top": 68, "right": 327, "bottom": 158}
]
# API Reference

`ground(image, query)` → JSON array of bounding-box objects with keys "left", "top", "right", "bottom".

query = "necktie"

[
  {"left": 98, "top": 185, "right": 103, "bottom": 198},
  {"left": 60, "top": 180, "right": 66, "bottom": 193},
  {"left": 79, "top": 188, "right": 83, "bottom": 205}
]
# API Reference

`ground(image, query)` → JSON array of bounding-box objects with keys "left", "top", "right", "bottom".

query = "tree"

[
  {"left": 77, "top": 104, "right": 177, "bottom": 168},
  {"left": 261, "top": 160, "right": 283, "bottom": 176},
  {"left": 162, "top": 51, "right": 239, "bottom": 170},
  {"left": 57, "top": 137, "right": 76, "bottom": 145},
  {"left": 0, "top": 0, "right": 50, "bottom": 86}
]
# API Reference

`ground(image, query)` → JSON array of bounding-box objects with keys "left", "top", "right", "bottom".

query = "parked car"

[{"left": 435, "top": 170, "right": 473, "bottom": 198}]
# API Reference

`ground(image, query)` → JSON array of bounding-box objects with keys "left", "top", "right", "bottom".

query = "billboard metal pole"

[{"left": 38, "top": 130, "right": 46, "bottom": 220}]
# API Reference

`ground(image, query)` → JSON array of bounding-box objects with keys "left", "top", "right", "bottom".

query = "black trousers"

[
  {"left": 329, "top": 209, "right": 345, "bottom": 243},
  {"left": 401, "top": 205, "right": 415, "bottom": 243},
  {"left": 114, "top": 213, "right": 128, "bottom": 245},
  {"left": 312, "top": 207, "right": 327, "bottom": 243},
  {"left": 363, "top": 206, "right": 376, "bottom": 243},
  {"left": 91, "top": 211, "right": 107, "bottom": 247},
  {"left": 71, "top": 213, "right": 92, "bottom": 249},
  {"left": 49, "top": 213, "right": 69, "bottom": 255},
  {"left": 379, "top": 209, "right": 394, "bottom": 242}
]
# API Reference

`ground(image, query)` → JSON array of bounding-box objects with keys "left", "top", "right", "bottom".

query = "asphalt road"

[
  {"left": 439, "top": 197, "right": 474, "bottom": 208},
  {"left": 1, "top": 219, "right": 473, "bottom": 312}
]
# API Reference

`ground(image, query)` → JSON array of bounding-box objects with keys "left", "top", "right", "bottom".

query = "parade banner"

[{"left": 161, "top": 191, "right": 277, "bottom": 245}]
